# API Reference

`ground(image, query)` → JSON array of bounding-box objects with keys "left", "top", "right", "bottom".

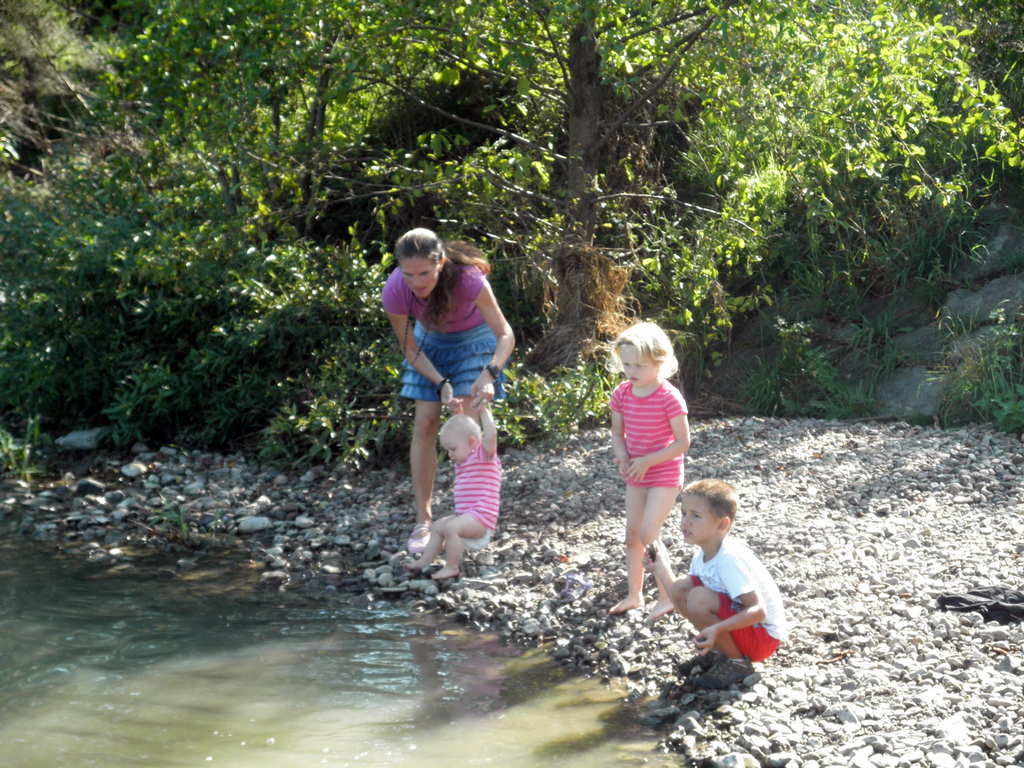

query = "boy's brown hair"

[{"left": 683, "top": 478, "right": 738, "bottom": 520}]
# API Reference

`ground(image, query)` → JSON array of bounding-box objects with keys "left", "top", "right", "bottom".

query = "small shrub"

[
  {"left": 740, "top": 318, "right": 871, "bottom": 419},
  {"left": 257, "top": 346, "right": 406, "bottom": 469},
  {"left": 501, "top": 361, "right": 617, "bottom": 446},
  {"left": 0, "top": 416, "right": 42, "bottom": 482},
  {"left": 942, "top": 309, "right": 1024, "bottom": 434},
  {"left": 843, "top": 310, "right": 904, "bottom": 386}
]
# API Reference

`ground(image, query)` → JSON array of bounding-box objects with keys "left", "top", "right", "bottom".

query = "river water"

[{"left": 0, "top": 535, "right": 677, "bottom": 768}]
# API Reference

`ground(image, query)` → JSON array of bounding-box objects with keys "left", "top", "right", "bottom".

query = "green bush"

[
  {"left": 740, "top": 318, "right": 872, "bottom": 419},
  {"left": 0, "top": 169, "right": 389, "bottom": 449},
  {"left": 256, "top": 335, "right": 406, "bottom": 468},
  {"left": 0, "top": 416, "right": 42, "bottom": 482},
  {"left": 500, "top": 361, "right": 617, "bottom": 446},
  {"left": 942, "top": 309, "right": 1024, "bottom": 433},
  {"left": 688, "top": 3, "right": 1020, "bottom": 321}
]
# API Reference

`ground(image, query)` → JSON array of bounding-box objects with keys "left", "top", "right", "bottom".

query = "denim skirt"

[{"left": 400, "top": 322, "right": 507, "bottom": 402}]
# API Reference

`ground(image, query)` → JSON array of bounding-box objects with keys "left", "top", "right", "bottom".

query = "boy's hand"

[
  {"left": 642, "top": 542, "right": 662, "bottom": 572},
  {"left": 642, "top": 545, "right": 656, "bottom": 573},
  {"left": 694, "top": 625, "right": 719, "bottom": 653}
]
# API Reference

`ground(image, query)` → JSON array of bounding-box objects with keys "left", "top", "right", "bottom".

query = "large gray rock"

[
  {"left": 947, "top": 326, "right": 1002, "bottom": 366},
  {"left": 956, "top": 212, "right": 1024, "bottom": 282},
  {"left": 940, "top": 273, "right": 1024, "bottom": 328},
  {"left": 55, "top": 427, "right": 109, "bottom": 451},
  {"left": 874, "top": 365, "right": 945, "bottom": 420},
  {"left": 892, "top": 325, "right": 944, "bottom": 366}
]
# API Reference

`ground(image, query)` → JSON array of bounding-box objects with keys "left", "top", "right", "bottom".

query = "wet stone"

[{"left": 237, "top": 516, "right": 272, "bottom": 533}]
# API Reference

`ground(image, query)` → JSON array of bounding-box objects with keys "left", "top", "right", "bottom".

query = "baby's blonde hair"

[
  {"left": 609, "top": 321, "right": 679, "bottom": 378},
  {"left": 439, "top": 414, "right": 481, "bottom": 445}
]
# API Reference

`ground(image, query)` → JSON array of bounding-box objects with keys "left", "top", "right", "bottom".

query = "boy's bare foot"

[
  {"left": 431, "top": 566, "right": 460, "bottom": 581},
  {"left": 608, "top": 596, "right": 642, "bottom": 615},
  {"left": 647, "top": 599, "right": 674, "bottom": 623},
  {"left": 404, "top": 560, "right": 424, "bottom": 573}
]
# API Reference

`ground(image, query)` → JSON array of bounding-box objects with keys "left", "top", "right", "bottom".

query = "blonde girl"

[{"left": 607, "top": 322, "right": 691, "bottom": 617}]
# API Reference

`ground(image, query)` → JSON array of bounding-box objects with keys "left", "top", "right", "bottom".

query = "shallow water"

[{"left": 0, "top": 536, "right": 676, "bottom": 767}]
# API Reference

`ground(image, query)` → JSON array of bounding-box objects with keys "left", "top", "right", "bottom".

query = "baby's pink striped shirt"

[
  {"left": 609, "top": 380, "right": 688, "bottom": 487},
  {"left": 453, "top": 443, "right": 502, "bottom": 529}
]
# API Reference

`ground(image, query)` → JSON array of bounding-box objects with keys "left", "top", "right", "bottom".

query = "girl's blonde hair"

[{"left": 609, "top": 321, "right": 679, "bottom": 378}]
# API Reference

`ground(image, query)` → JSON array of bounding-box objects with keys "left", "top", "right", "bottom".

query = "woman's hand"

[
  {"left": 439, "top": 380, "right": 455, "bottom": 408},
  {"left": 470, "top": 376, "right": 495, "bottom": 404},
  {"left": 470, "top": 383, "right": 495, "bottom": 411}
]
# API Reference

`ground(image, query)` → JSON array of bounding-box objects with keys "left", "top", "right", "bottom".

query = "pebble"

[
  {"left": 5, "top": 417, "right": 1023, "bottom": 765},
  {"left": 120, "top": 461, "right": 148, "bottom": 479},
  {"left": 237, "top": 515, "right": 272, "bottom": 533}
]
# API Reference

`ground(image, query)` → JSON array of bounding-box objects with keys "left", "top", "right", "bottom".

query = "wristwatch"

[{"left": 484, "top": 364, "right": 501, "bottom": 381}]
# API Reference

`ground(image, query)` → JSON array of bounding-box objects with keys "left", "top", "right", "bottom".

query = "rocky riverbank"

[{"left": 4, "top": 416, "right": 1024, "bottom": 767}]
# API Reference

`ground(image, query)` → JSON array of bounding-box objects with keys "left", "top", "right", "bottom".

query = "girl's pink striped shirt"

[
  {"left": 453, "top": 443, "right": 502, "bottom": 529},
  {"left": 609, "top": 380, "right": 688, "bottom": 487}
]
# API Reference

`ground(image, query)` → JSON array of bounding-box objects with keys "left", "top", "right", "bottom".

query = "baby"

[{"left": 405, "top": 402, "right": 501, "bottom": 579}]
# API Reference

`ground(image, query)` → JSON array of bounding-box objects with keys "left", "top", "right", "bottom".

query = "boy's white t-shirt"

[{"left": 688, "top": 536, "right": 788, "bottom": 641}]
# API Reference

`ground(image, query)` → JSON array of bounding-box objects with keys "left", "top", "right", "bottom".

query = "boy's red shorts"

[{"left": 692, "top": 576, "right": 781, "bottom": 662}]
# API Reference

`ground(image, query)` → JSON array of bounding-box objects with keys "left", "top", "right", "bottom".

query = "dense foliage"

[{"left": 1, "top": 0, "right": 1021, "bottom": 472}]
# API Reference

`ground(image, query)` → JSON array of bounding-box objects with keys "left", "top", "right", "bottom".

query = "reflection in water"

[{"left": 0, "top": 535, "right": 676, "bottom": 767}]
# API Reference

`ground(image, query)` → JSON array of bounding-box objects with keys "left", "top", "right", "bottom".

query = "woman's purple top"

[{"left": 381, "top": 265, "right": 488, "bottom": 332}]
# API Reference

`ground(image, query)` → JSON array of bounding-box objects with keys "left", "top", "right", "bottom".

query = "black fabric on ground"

[{"left": 936, "top": 586, "right": 1024, "bottom": 624}]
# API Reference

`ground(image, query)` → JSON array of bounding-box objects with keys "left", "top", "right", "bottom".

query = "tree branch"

[
  {"left": 600, "top": 6, "right": 709, "bottom": 41},
  {"left": 401, "top": 23, "right": 562, "bottom": 65},
  {"left": 597, "top": 11, "right": 719, "bottom": 152},
  {"left": 594, "top": 191, "right": 720, "bottom": 216},
  {"left": 368, "top": 77, "right": 569, "bottom": 162},
  {"left": 424, "top": 45, "right": 564, "bottom": 100},
  {"left": 524, "top": 0, "right": 573, "bottom": 88},
  {"left": 478, "top": 165, "right": 560, "bottom": 205}
]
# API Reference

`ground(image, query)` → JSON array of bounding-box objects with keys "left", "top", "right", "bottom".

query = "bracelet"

[
  {"left": 436, "top": 377, "right": 451, "bottom": 395},
  {"left": 485, "top": 363, "right": 501, "bottom": 381}
]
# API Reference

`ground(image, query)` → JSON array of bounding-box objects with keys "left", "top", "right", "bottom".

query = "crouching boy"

[{"left": 645, "top": 478, "right": 787, "bottom": 689}]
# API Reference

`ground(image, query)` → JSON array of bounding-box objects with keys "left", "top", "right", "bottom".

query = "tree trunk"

[
  {"left": 299, "top": 34, "right": 338, "bottom": 236},
  {"left": 528, "top": 17, "right": 625, "bottom": 370}
]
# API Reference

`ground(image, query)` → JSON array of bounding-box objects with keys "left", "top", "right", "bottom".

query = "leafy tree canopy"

[{"left": 1, "top": 0, "right": 1021, "bottom": 460}]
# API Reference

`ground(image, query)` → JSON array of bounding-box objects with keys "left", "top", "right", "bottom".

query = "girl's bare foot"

[
  {"left": 404, "top": 560, "right": 425, "bottom": 573},
  {"left": 608, "top": 596, "right": 643, "bottom": 615},
  {"left": 431, "top": 566, "right": 460, "bottom": 581},
  {"left": 647, "top": 599, "right": 674, "bottom": 622}
]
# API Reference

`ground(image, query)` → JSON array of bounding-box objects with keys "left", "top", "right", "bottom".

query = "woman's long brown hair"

[{"left": 395, "top": 228, "right": 490, "bottom": 329}]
